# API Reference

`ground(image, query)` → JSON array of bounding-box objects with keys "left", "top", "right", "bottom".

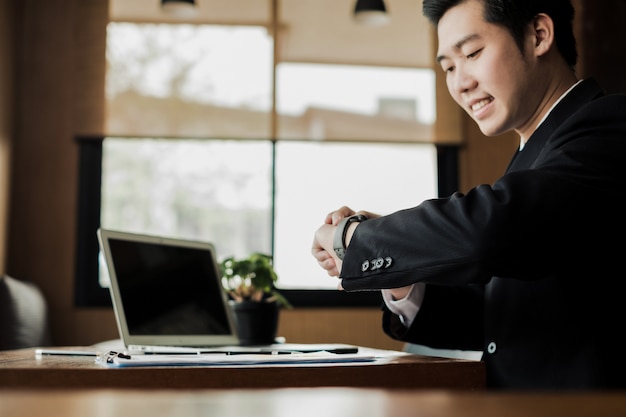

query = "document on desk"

[{"left": 96, "top": 350, "right": 378, "bottom": 368}]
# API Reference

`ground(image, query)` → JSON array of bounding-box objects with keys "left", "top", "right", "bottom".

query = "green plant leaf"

[{"left": 219, "top": 253, "right": 292, "bottom": 309}]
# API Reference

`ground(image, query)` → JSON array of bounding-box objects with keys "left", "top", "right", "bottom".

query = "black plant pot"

[{"left": 229, "top": 300, "right": 279, "bottom": 346}]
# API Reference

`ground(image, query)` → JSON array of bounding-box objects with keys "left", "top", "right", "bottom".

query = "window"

[
  {"left": 96, "top": 137, "right": 437, "bottom": 288},
  {"left": 75, "top": 4, "right": 456, "bottom": 307},
  {"left": 274, "top": 141, "right": 437, "bottom": 289},
  {"left": 98, "top": 138, "right": 273, "bottom": 288},
  {"left": 105, "top": 23, "right": 273, "bottom": 138},
  {"left": 76, "top": 137, "right": 448, "bottom": 306}
]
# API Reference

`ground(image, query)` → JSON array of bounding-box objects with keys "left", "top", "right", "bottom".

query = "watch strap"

[{"left": 333, "top": 214, "right": 368, "bottom": 260}]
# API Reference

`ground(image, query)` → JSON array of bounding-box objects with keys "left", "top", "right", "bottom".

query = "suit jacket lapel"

[{"left": 504, "top": 78, "right": 605, "bottom": 174}]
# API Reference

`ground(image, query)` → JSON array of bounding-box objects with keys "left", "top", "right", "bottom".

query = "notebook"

[{"left": 97, "top": 229, "right": 359, "bottom": 355}]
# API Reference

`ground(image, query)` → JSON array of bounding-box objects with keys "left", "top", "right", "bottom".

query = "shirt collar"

[{"left": 519, "top": 79, "right": 583, "bottom": 151}]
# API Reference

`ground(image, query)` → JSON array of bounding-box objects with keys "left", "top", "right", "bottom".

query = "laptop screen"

[
  {"left": 98, "top": 229, "right": 240, "bottom": 348},
  {"left": 108, "top": 238, "right": 231, "bottom": 336}
]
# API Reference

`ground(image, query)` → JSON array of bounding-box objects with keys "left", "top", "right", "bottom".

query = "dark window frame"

[{"left": 74, "top": 136, "right": 459, "bottom": 308}]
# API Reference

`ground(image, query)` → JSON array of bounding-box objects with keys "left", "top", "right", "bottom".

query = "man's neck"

[{"left": 519, "top": 73, "right": 580, "bottom": 149}]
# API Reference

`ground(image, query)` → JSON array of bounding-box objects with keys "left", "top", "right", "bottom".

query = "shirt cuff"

[{"left": 381, "top": 283, "right": 425, "bottom": 328}]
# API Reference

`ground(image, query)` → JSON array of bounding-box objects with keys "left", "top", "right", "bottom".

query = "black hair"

[{"left": 422, "top": 0, "right": 577, "bottom": 67}]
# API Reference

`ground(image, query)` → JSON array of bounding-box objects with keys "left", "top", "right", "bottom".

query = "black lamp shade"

[
  {"left": 354, "top": 0, "right": 386, "bottom": 13},
  {"left": 161, "top": 0, "right": 197, "bottom": 18},
  {"left": 354, "top": 0, "right": 390, "bottom": 26},
  {"left": 161, "top": 0, "right": 195, "bottom": 5}
]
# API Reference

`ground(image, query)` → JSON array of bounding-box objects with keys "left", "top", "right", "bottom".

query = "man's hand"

[
  {"left": 312, "top": 222, "right": 342, "bottom": 278},
  {"left": 311, "top": 206, "right": 355, "bottom": 278},
  {"left": 311, "top": 206, "right": 379, "bottom": 285}
]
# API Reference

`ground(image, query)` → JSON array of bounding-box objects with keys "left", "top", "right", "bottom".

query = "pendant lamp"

[
  {"left": 161, "top": 0, "right": 197, "bottom": 18},
  {"left": 354, "top": 0, "right": 390, "bottom": 27}
]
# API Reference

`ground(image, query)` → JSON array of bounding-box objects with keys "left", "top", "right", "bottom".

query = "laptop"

[{"left": 97, "top": 228, "right": 358, "bottom": 355}]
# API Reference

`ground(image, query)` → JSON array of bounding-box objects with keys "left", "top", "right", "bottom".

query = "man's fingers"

[{"left": 325, "top": 206, "right": 355, "bottom": 225}]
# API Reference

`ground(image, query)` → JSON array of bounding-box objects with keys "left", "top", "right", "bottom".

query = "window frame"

[{"left": 73, "top": 136, "right": 459, "bottom": 308}]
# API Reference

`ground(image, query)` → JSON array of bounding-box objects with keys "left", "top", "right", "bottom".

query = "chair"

[{"left": 0, "top": 274, "right": 51, "bottom": 350}]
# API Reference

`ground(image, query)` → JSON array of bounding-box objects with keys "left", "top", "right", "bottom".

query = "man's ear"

[{"left": 532, "top": 13, "right": 555, "bottom": 57}]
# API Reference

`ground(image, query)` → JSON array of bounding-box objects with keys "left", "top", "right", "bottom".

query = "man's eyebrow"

[{"left": 436, "top": 34, "right": 481, "bottom": 64}]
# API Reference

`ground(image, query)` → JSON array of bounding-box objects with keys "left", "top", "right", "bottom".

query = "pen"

[
  {"left": 142, "top": 350, "right": 295, "bottom": 355},
  {"left": 225, "top": 350, "right": 295, "bottom": 356},
  {"left": 219, "top": 348, "right": 358, "bottom": 355},
  {"left": 35, "top": 349, "right": 99, "bottom": 357}
]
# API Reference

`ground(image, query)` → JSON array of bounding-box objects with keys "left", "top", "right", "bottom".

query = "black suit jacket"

[{"left": 339, "top": 78, "right": 626, "bottom": 389}]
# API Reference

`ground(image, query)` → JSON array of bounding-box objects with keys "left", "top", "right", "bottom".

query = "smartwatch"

[{"left": 333, "top": 214, "right": 368, "bottom": 260}]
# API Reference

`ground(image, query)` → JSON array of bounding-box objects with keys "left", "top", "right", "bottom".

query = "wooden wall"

[
  {"left": 1, "top": 0, "right": 623, "bottom": 350},
  {"left": 0, "top": 0, "right": 16, "bottom": 273}
]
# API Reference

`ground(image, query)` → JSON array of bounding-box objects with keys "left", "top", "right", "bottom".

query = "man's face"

[{"left": 436, "top": 0, "right": 539, "bottom": 137}]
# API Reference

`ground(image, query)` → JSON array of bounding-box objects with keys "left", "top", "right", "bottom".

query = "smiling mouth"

[{"left": 471, "top": 97, "right": 493, "bottom": 112}]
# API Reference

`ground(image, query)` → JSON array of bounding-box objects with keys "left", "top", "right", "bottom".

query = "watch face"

[{"left": 334, "top": 248, "right": 346, "bottom": 259}]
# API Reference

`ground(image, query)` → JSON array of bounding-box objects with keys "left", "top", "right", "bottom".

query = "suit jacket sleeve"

[
  {"left": 339, "top": 78, "right": 626, "bottom": 293},
  {"left": 382, "top": 284, "right": 485, "bottom": 350}
]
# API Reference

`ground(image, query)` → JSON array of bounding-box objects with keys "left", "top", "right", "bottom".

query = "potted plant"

[{"left": 219, "top": 253, "right": 292, "bottom": 345}]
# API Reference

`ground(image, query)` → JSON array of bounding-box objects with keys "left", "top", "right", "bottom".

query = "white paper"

[{"left": 96, "top": 350, "right": 378, "bottom": 368}]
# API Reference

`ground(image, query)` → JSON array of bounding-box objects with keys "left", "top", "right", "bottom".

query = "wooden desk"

[
  {"left": 0, "top": 346, "right": 485, "bottom": 390},
  {"left": 2, "top": 388, "right": 626, "bottom": 417}
]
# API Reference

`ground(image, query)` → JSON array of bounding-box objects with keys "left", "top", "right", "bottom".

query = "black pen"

[
  {"left": 142, "top": 350, "right": 296, "bottom": 355},
  {"left": 225, "top": 350, "right": 296, "bottom": 356},
  {"left": 35, "top": 349, "right": 99, "bottom": 357}
]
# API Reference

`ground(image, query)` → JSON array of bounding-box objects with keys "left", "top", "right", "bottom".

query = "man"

[{"left": 312, "top": 0, "right": 626, "bottom": 389}]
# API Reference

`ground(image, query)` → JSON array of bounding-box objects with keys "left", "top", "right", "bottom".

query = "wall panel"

[{"left": 0, "top": 0, "right": 16, "bottom": 273}]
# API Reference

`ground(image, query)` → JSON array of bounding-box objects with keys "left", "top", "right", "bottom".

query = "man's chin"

[{"left": 476, "top": 122, "right": 507, "bottom": 138}]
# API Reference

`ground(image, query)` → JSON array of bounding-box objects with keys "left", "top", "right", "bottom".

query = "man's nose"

[{"left": 452, "top": 67, "right": 477, "bottom": 94}]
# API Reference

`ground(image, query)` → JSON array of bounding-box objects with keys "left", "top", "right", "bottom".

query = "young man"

[{"left": 312, "top": 0, "right": 626, "bottom": 389}]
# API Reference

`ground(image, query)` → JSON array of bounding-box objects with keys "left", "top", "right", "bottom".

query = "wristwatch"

[{"left": 333, "top": 214, "right": 368, "bottom": 260}]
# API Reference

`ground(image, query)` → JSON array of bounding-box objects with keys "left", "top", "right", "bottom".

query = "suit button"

[
  {"left": 361, "top": 260, "right": 370, "bottom": 272},
  {"left": 487, "top": 342, "right": 496, "bottom": 354}
]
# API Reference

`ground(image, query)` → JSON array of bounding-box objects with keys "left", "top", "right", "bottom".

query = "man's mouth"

[{"left": 471, "top": 97, "right": 493, "bottom": 112}]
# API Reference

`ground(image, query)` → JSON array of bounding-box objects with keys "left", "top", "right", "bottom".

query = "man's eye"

[
  {"left": 467, "top": 48, "right": 483, "bottom": 59},
  {"left": 443, "top": 65, "right": 455, "bottom": 73}
]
